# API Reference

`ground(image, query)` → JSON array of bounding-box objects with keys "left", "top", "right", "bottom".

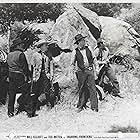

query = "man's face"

[
  {"left": 40, "top": 44, "right": 49, "bottom": 53},
  {"left": 18, "top": 43, "right": 25, "bottom": 51},
  {"left": 78, "top": 38, "right": 85, "bottom": 49},
  {"left": 99, "top": 42, "right": 105, "bottom": 50}
]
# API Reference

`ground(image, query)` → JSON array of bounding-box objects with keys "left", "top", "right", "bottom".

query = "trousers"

[
  {"left": 76, "top": 69, "right": 98, "bottom": 110},
  {"left": 98, "top": 65, "right": 120, "bottom": 94},
  {"left": 8, "top": 72, "right": 29, "bottom": 114}
]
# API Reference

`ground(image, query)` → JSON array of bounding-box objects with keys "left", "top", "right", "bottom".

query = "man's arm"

[
  {"left": 70, "top": 50, "right": 76, "bottom": 66},
  {"left": 19, "top": 53, "right": 31, "bottom": 79},
  {"left": 89, "top": 46, "right": 99, "bottom": 73},
  {"left": 49, "top": 58, "right": 54, "bottom": 80}
]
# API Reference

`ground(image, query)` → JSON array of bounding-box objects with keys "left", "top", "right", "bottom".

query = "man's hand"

[
  {"left": 96, "top": 69, "right": 100, "bottom": 75},
  {"left": 46, "top": 73, "right": 53, "bottom": 80}
]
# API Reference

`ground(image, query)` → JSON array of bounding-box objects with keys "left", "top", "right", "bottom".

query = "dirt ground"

[{"left": 0, "top": 72, "right": 140, "bottom": 140}]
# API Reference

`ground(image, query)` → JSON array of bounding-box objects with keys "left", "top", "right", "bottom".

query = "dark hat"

[
  {"left": 11, "top": 38, "right": 25, "bottom": 48},
  {"left": 74, "top": 34, "right": 86, "bottom": 44},
  {"left": 97, "top": 38, "right": 105, "bottom": 44}
]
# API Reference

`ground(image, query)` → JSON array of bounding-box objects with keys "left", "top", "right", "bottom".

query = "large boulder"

[
  {"left": 99, "top": 16, "right": 140, "bottom": 76},
  {"left": 99, "top": 16, "right": 140, "bottom": 57},
  {"left": 50, "top": 4, "right": 101, "bottom": 51},
  {"left": 49, "top": 4, "right": 101, "bottom": 80}
]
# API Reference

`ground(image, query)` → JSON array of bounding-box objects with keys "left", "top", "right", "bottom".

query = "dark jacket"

[
  {"left": 74, "top": 46, "right": 93, "bottom": 71},
  {"left": 7, "top": 49, "right": 31, "bottom": 79}
]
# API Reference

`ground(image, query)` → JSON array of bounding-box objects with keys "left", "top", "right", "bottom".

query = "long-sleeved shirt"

[
  {"left": 71, "top": 46, "right": 99, "bottom": 71},
  {"left": 93, "top": 46, "right": 110, "bottom": 65},
  {"left": 31, "top": 51, "right": 53, "bottom": 82}
]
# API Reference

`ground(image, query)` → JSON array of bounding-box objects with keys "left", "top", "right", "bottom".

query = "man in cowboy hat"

[
  {"left": 31, "top": 39, "right": 55, "bottom": 110},
  {"left": 7, "top": 37, "right": 32, "bottom": 117},
  {"left": 94, "top": 38, "right": 122, "bottom": 98},
  {"left": 71, "top": 34, "right": 99, "bottom": 113}
]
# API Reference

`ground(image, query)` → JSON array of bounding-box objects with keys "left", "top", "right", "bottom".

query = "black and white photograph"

[{"left": 0, "top": 2, "right": 140, "bottom": 139}]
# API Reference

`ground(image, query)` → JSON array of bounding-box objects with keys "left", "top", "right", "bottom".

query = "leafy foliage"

[
  {"left": 18, "top": 27, "right": 43, "bottom": 49},
  {"left": 0, "top": 3, "right": 65, "bottom": 25},
  {"left": 118, "top": 8, "right": 140, "bottom": 34},
  {"left": 82, "top": 3, "right": 132, "bottom": 17}
]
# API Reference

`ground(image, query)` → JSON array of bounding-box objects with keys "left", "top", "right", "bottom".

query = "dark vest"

[
  {"left": 75, "top": 46, "right": 93, "bottom": 71},
  {"left": 7, "top": 50, "right": 23, "bottom": 73}
]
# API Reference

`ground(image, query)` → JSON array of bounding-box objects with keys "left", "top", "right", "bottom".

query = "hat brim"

[
  {"left": 74, "top": 36, "right": 87, "bottom": 44},
  {"left": 37, "top": 42, "right": 49, "bottom": 48}
]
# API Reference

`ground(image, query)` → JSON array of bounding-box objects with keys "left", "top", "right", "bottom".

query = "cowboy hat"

[
  {"left": 97, "top": 38, "right": 105, "bottom": 44},
  {"left": 74, "top": 34, "right": 87, "bottom": 44},
  {"left": 35, "top": 39, "right": 50, "bottom": 48}
]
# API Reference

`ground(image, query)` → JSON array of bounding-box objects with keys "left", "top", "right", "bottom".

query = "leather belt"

[{"left": 85, "top": 66, "right": 93, "bottom": 71}]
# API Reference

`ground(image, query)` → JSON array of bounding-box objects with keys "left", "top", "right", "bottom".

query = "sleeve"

[
  {"left": 90, "top": 46, "right": 99, "bottom": 71},
  {"left": 49, "top": 59, "right": 54, "bottom": 77},
  {"left": 106, "top": 47, "right": 110, "bottom": 57},
  {"left": 93, "top": 46, "right": 99, "bottom": 58},
  {"left": 70, "top": 50, "right": 76, "bottom": 65},
  {"left": 19, "top": 53, "right": 31, "bottom": 78}
]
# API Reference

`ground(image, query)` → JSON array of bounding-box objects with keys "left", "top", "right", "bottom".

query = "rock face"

[
  {"left": 49, "top": 6, "right": 140, "bottom": 80},
  {"left": 49, "top": 5, "right": 102, "bottom": 78},
  {"left": 99, "top": 16, "right": 140, "bottom": 77},
  {"left": 50, "top": 4, "right": 101, "bottom": 51},
  {"left": 99, "top": 16, "right": 140, "bottom": 57}
]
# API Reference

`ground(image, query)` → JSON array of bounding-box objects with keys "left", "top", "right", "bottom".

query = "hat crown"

[
  {"left": 97, "top": 38, "right": 105, "bottom": 44},
  {"left": 75, "top": 34, "right": 85, "bottom": 42},
  {"left": 35, "top": 39, "right": 49, "bottom": 48}
]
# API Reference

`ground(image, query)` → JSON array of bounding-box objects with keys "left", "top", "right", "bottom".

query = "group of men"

[
  {"left": 5, "top": 33, "right": 122, "bottom": 118},
  {"left": 7, "top": 38, "right": 57, "bottom": 118},
  {"left": 71, "top": 34, "right": 122, "bottom": 113}
]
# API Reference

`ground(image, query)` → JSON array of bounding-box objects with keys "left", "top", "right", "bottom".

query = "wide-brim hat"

[
  {"left": 74, "top": 34, "right": 87, "bottom": 44},
  {"left": 35, "top": 39, "right": 50, "bottom": 48},
  {"left": 97, "top": 38, "right": 105, "bottom": 44}
]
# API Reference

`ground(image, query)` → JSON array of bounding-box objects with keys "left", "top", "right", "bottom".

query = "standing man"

[
  {"left": 94, "top": 38, "right": 122, "bottom": 98},
  {"left": 7, "top": 38, "right": 31, "bottom": 117},
  {"left": 71, "top": 34, "right": 99, "bottom": 113},
  {"left": 31, "top": 39, "right": 54, "bottom": 109}
]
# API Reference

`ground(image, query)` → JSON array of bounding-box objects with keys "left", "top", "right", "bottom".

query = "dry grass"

[{"left": 0, "top": 67, "right": 140, "bottom": 136}]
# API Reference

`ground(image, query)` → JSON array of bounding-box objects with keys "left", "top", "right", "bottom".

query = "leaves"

[{"left": 82, "top": 3, "right": 132, "bottom": 17}]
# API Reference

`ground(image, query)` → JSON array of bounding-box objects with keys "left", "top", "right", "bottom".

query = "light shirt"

[
  {"left": 94, "top": 46, "right": 109, "bottom": 61},
  {"left": 80, "top": 49, "right": 89, "bottom": 67},
  {"left": 71, "top": 46, "right": 98, "bottom": 71}
]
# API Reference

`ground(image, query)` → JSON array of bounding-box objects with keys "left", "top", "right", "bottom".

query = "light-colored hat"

[{"left": 35, "top": 39, "right": 49, "bottom": 48}]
